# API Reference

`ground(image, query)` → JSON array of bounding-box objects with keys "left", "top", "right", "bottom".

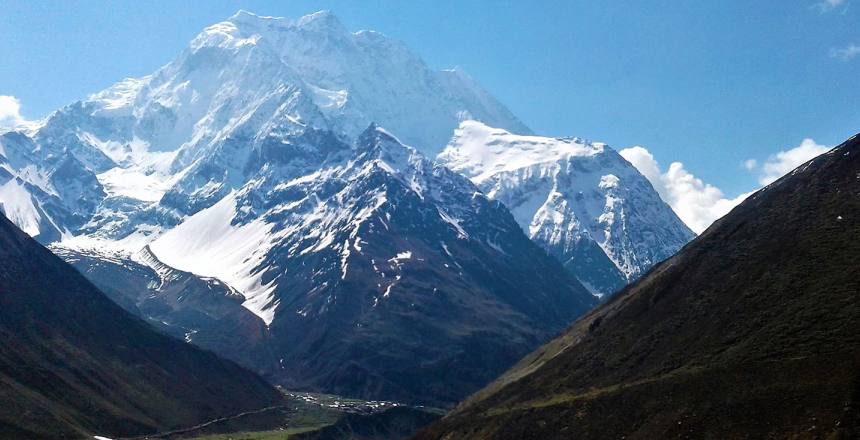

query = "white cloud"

[
  {"left": 830, "top": 44, "right": 860, "bottom": 61},
  {"left": 814, "top": 0, "right": 848, "bottom": 12},
  {"left": 620, "top": 137, "right": 832, "bottom": 235},
  {"left": 757, "top": 138, "right": 830, "bottom": 185},
  {"left": 620, "top": 146, "right": 751, "bottom": 234},
  {"left": 0, "top": 95, "right": 25, "bottom": 128}
]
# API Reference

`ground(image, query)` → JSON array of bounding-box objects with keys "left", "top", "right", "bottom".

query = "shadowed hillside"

[
  {"left": 0, "top": 214, "right": 284, "bottom": 439},
  {"left": 417, "top": 133, "right": 860, "bottom": 439}
]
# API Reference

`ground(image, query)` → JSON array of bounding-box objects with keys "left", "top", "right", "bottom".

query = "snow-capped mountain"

[
  {"left": 52, "top": 122, "right": 597, "bottom": 406},
  {"left": 438, "top": 121, "right": 695, "bottom": 296},
  {"left": 142, "top": 125, "right": 596, "bottom": 405},
  {"left": 0, "top": 10, "right": 687, "bottom": 405},
  {"left": 0, "top": 10, "right": 596, "bottom": 406},
  {"left": 0, "top": 10, "right": 529, "bottom": 242},
  {"left": 0, "top": 130, "right": 105, "bottom": 243}
]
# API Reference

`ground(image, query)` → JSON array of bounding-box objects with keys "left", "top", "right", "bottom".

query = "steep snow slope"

[
  {"left": 439, "top": 121, "right": 695, "bottom": 296},
  {"left": 151, "top": 189, "right": 279, "bottom": 324},
  {"left": 0, "top": 179, "right": 43, "bottom": 236},
  {"left": 65, "top": 9, "right": 527, "bottom": 164},
  {"left": 215, "top": 10, "right": 531, "bottom": 152}
]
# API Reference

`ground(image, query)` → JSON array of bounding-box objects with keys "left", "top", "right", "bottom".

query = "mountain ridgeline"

[
  {"left": 0, "top": 8, "right": 852, "bottom": 440},
  {"left": 0, "top": 214, "right": 284, "bottom": 439},
  {"left": 147, "top": 125, "right": 599, "bottom": 406},
  {"left": 439, "top": 121, "right": 693, "bottom": 296},
  {"left": 417, "top": 134, "right": 860, "bottom": 439},
  {"left": 0, "top": 10, "right": 693, "bottom": 411}
]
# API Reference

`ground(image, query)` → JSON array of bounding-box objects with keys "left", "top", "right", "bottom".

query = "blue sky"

[{"left": 1, "top": 0, "right": 857, "bottom": 205}]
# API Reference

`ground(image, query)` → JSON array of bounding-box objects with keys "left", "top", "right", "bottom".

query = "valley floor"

[{"left": 140, "top": 391, "right": 443, "bottom": 440}]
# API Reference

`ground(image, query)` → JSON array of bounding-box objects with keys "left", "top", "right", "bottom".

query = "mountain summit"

[
  {"left": 0, "top": 10, "right": 530, "bottom": 242},
  {"left": 439, "top": 121, "right": 694, "bottom": 296},
  {"left": 0, "top": 11, "right": 686, "bottom": 407}
]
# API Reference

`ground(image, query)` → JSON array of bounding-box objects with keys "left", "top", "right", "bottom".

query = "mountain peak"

[
  {"left": 358, "top": 122, "right": 400, "bottom": 144},
  {"left": 439, "top": 121, "right": 695, "bottom": 295},
  {"left": 222, "top": 10, "right": 287, "bottom": 34},
  {"left": 223, "top": 10, "right": 347, "bottom": 34},
  {"left": 295, "top": 10, "right": 347, "bottom": 32},
  {"left": 228, "top": 9, "right": 283, "bottom": 23},
  {"left": 440, "top": 121, "right": 604, "bottom": 183},
  {"left": 4, "top": 8, "right": 536, "bottom": 249},
  {"left": 355, "top": 123, "right": 415, "bottom": 168}
]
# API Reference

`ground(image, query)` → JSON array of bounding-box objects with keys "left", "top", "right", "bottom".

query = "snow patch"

[
  {"left": 0, "top": 179, "right": 41, "bottom": 236},
  {"left": 96, "top": 166, "right": 178, "bottom": 202},
  {"left": 149, "top": 191, "right": 278, "bottom": 325},
  {"left": 389, "top": 250, "right": 412, "bottom": 262},
  {"left": 599, "top": 174, "right": 620, "bottom": 189}
]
